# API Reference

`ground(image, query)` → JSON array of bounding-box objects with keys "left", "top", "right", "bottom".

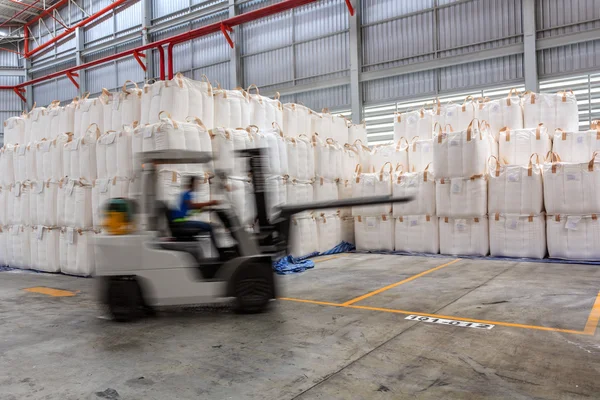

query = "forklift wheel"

[
  {"left": 233, "top": 263, "right": 274, "bottom": 314},
  {"left": 107, "top": 279, "right": 144, "bottom": 322}
]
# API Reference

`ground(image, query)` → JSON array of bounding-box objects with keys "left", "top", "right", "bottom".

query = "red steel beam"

[
  {"left": 0, "top": 0, "right": 40, "bottom": 29},
  {"left": 0, "top": 0, "right": 353, "bottom": 101},
  {"left": 25, "top": 0, "right": 69, "bottom": 26},
  {"left": 24, "top": 0, "right": 128, "bottom": 58}
]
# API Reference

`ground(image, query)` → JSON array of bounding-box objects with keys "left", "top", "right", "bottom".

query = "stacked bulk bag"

[
  {"left": 436, "top": 175, "right": 487, "bottom": 218},
  {"left": 61, "top": 178, "right": 93, "bottom": 229},
  {"left": 316, "top": 213, "right": 342, "bottom": 253},
  {"left": 58, "top": 98, "right": 77, "bottom": 138},
  {"left": 552, "top": 124, "right": 600, "bottom": 163},
  {"left": 546, "top": 214, "right": 600, "bottom": 260},
  {"left": 313, "top": 135, "right": 341, "bottom": 181},
  {"left": 406, "top": 109, "right": 433, "bottom": 140},
  {"left": 0, "top": 227, "right": 6, "bottom": 266},
  {"left": 0, "top": 146, "right": 15, "bottom": 186},
  {"left": 247, "top": 85, "right": 283, "bottom": 131},
  {"left": 523, "top": 92, "right": 557, "bottom": 134},
  {"left": 502, "top": 88, "right": 524, "bottom": 130},
  {"left": 282, "top": 103, "right": 312, "bottom": 137},
  {"left": 433, "top": 120, "right": 488, "bottom": 177},
  {"left": 555, "top": 90, "right": 579, "bottom": 132},
  {"left": 314, "top": 177, "right": 338, "bottom": 203},
  {"left": 289, "top": 214, "right": 318, "bottom": 257},
  {"left": 96, "top": 129, "right": 133, "bottom": 181},
  {"left": 13, "top": 144, "right": 28, "bottom": 182},
  {"left": 393, "top": 113, "right": 406, "bottom": 142},
  {"left": 498, "top": 124, "right": 551, "bottom": 166},
  {"left": 484, "top": 98, "right": 504, "bottom": 140},
  {"left": 489, "top": 213, "right": 546, "bottom": 259},
  {"left": 41, "top": 101, "right": 62, "bottom": 140},
  {"left": 352, "top": 163, "right": 393, "bottom": 217},
  {"left": 29, "top": 181, "right": 44, "bottom": 226},
  {"left": 60, "top": 228, "right": 96, "bottom": 276},
  {"left": 351, "top": 139, "right": 373, "bottom": 171},
  {"left": 4, "top": 116, "right": 25, "bottom": 145},
  {"left": 249, "top": 124, "right": 287, "bottom": 176},
  {"left": 26, "top": 105, "right": 46, "bottom": 143},
  {"left": 41, "top": 180, "right": 61, "bottom": 227},
  {"left": 341, "top": 144, "right": 360, "bottom": 182},
  {"left": 186, "top": 76, "right": 215, "bottom": 130},
  {"left": 392, "top": 165, "right": 435, "bottom": 217},
  {"left": 265, "top": 175, "right": 287, "bottom": 221},
  {"left": 225, "top": 175, "right": 257, "bottom": 228},
  {"left": 409, "top": 136, "right": 434, "bottom": 172},
  {"left": 439, "top": 216, "right": 489, "bottom": 256},
  {"left": 13, "top": 181, "right": 31, "bottom": 226},
  {"left": 64, "top": 124, "right": 99, "bottom": 182},
  {"left": 457, "top": 97, "right": 476, "bottom": 133},
  {"left": 371, "top": 139, "right": 409, "bottom": 171},
  {"left": 92, "top": 177, "right": 131, "bottom": 229},
  {"left": 340, "top": 216, "right": 355, "bottom": 245},
  {"left": 330, "top": 114, "right": 349, "bottom": 145},
  {"left": 443, "top": 103, "right": 461, "bottom": 132},
  {"left": 33, "top": 226, "right": 61, "bottom": 272},
  {"left": 355, "top": 215, "right": 394, "bottom": 251},
  {"left": 349, "top": 121, "right": 368, "bottom": 144},
  {"left": 74, "top": 94, "right": 104, "bottom": 138},
  {"left": 9, "top": 225, "right": 30, "bottom": 269},
  {"left": 214, "top": 88, "right": 251, "bottom": 129},
  {"left": 488, "top": 155, "right": 544, "bottom": 215},
  {"left": 0, "top": 186, "right": 7, "bottom": 226},
  {"left": 100, "top": 82, "right": 142, "bottom": 132},
  {"left": 432, "top": 98, "right": 445, "bottom": 129},
  {"left": 286, "top": 178, "right": 315, "bottom": 209},
  {"left": 286, "top": 135, "right": 315, "bottom": 181},
  {"left": 395, "top": 215, "right": 439, "bottom": 254}
]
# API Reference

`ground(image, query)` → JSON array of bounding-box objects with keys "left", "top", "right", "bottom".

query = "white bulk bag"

[
  {"left": 180, "top": 118, "right": 213, "bottom": 174},
  {"left": 485, "top": 99, "right": 504, "bottom": 140},
  {"left": 433, "top": 120, "right": 488, "bottom": 178},
  {"left": 552, "top": 126, "right": 600, "bottom": 163},
  {"left": 355, "top": 215, "right": 395, "bottom": 252},
  {"left": 489, "top": 213, "right": 546, "bottom": 259},
  {"left": 32, "top": 226, "right": 60, "bottom": 273},
  {"left": 331, "top": 114, "right": 349, "bottom": 145},
  {"left": 439, "top": 216, "right": 489, "bottom": 256},
  {"left": 498, "top": 124, "right": 551, "bottom": 166},
  {"left": 210, "top": 128, "right": 235, "bottom": 173},
  {"left": 0, "top": 227, "right": 6, "bottom": 266},
  {"left": 488, "top": 155, "right": 543, "bottom": 215},
  {"left": 457, "top": 97, "right": 476, "bottom": 133},
  {"left": 436, "top": 175, "right": 487, "bottom": 218},
  {"left": 289, "top": 215, "right": 318, "bottom": 257},
  {"left": 100, "top": 89, "right": 123, "bottom": 133},
  {"left": 340, "top": 216, "right": 355, "bottom": 244},
  {"left": 74, "top": 95, "right": 103, "bottom": 138},
  {"left": 395, "top": 215, "right": 439, "bottom": 254},
  {"left": 316, "top": 213, "right": 342, "bottom": 253},
  {"left": 131, "top": 124, "right": 145, "bottom": 174},
  {"left": 0, "top": 186, "right": 7, "bottom": 225},
  {"left": 92, "top": 177, "right": 130, "bottom": 229},
  {"left": 393, "top": 113, "right": 406, "bottom": 143},
  {"left": 41, "top": 180, "right": 60, "bottom": 227},
  {"left": 41, "top": 101, "right": 62, "bottom": 140},
  {"left": 213, "top": 88, "right": 250, "bottom": 129},
  {"left": 409, "top": 137, "right": 434, "bottom": 173},
  {"left": 13, "top": 144, "right": 27, "bottom": 183},
  {"left": 393, "top": 165, "right": 435, "bottom": 216},
  {"left": 371, "top": 139, "right": 409, "bottom": 172},
  {"left": 159, "top": 73, "right": 190, "bottom": 123},
  {"left": 27, "top": 105, "right": 46, "bottom": 143},
  {"left": 314, "top": 177, "right": 338, "bottom": 203},
  {"left": 444, "top": 103, "right": 461, "bottom": 132},
  {"left": 13, "top": 182, "right": 31, "bottom": 226},
  {"left": 35, "top": 140, "right": 53, "bottom": 182},
  {"left": 29, "top": 226, "right": 39, "bottom": 270},
  {"left": 543, "top": 153, "right": 600, "bottom": 215},
  {"left": 186, "top": 76, "right": 215, "bottom": 130},
  {"left": 352, "top": 163, "right": 393, "bottom": 216},
  {"left": 226, "top": 176, "right": 257, "bottom": 228},
  {"left": 64, "top": 125, "right": 98, "bottom": 181},
  {"left": 141, "top": 80, "right": 166, "bottom": 125},
  {"left": 0, "top": 146, "right": 15, "bottom": 186},
  {"left": 286, "top": 178, "right": 314, "bottom": 208},
  {"left": 60, "top": 228, "right": 96, "bottom": 276},
  {"left": 10, "top": 225, "right": 30, "bottom": 268},
  {"left": 313, "top": 135, "right": 341, "bottom": 181},
  {"left": 247, "top": 85, "right": 283, "bottom": 131},
  {"left": 58, "top": 98, "right": 77, "bottom": 137},
  {"left": 546, "top": 214, "right": 600, "bottom": 260},
  {"left": 555, "top": 90, "right": 579, "bottom": 132},
  {"left": 4, "top": 116, "right": 25, "bottom": 145},
  {"left": 25, "top": 144, "right": 37, "bottom": 181},
  {"left": 49, "top": 134, "right": 70, "bottom": 181},
  {"left": 143, "top": 112, "right": 186, "bottom": 153},
  {"left": 351, "top": 139, "right": 373, "bottom": 171},
  {"left": 312, "top": 111, "right": 327, "bottom": 138},
  {"left": 266, "top": 175, "right": 287, "bottom": 221},
  {"left": 120, "top": 81, "right": 143, "bottom": 129},
  {"left": 250, "top": 124, "right": 288, "bottom": 176},
  {"left": 349, "top": 122, "right": 368, "bottom": 144},
  {"left": 97, "top": 129, "right": 133, "bottom": 180},
  {"left": 30, "top": 181, "right": 44, "bottom": 226},
  {"left": 282, "top": 103, "right": 312, "bottom": 138},
  {"left": 62, "top": 178, "right": 93, "bottom": 228},
  {"left": 341, "top": 144, "right": 360, "bottom": 182},
  {"left": 473, "top": 97, "right": 489, "bottom": 126},
  {"left": 5, "top": 184, "right": 15, "bottom": 225},
  {"left": 231, "top": 128, "right": 254, "bottom": 176},
  {"left": 286, "top": 135, "right": 315, "bottom": 180},
  {"left": 337, "top": 179, "right": 353, "bottom": 217},
  {"left": 502, "top": 88, "right": 524, "bottom": 130},
  {"left": 523, "top": 92, "right": 557, "bottom": 133}
]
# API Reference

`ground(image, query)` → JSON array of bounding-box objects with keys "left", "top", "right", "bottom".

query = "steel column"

[
  {"left": 522, "top": 0, "right": 538, "bottom": 92},
  {"left": 75, "top": 27, "right": 86, "bottom": 95},
  {"left": 228, "top": 0, "right": 242, "bottom": 88},
  {"left": 141, "top": 0, "right": 154, "bottom": 81},
  {"left": 348, "top": 0, "right": 362, "bottom": 123}
]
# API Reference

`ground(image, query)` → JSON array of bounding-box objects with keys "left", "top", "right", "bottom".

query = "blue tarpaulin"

[{"left": 273, "top": 241, "right": 356, "bottom": 275}]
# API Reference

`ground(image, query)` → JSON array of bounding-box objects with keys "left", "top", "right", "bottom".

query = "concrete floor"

[{"left": 1, "top": 254, "right": 600, "bottom": 399}]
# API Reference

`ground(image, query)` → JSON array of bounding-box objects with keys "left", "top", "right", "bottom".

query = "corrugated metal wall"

[{"left": 1, "top": 0, "right": 600, "bottom": 121}]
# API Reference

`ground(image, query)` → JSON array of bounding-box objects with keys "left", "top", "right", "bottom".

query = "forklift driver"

[{"left": 173, "top": 176, "right": 220, "bottom": 237}]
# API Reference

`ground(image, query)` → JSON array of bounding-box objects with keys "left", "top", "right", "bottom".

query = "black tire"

[
  {"left": 233, "top": 262, "right": 274, "bottom": 314},
  {"left": 107, "top": 279, "right": 144, "bottom": 322}
]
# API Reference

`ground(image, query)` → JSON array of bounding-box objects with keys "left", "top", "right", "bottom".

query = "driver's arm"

[{"left": 186, "top": 199, "right": 220, "bottom": 211}]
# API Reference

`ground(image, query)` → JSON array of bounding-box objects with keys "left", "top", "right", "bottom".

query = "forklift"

[{"left": 95, "top": 149, "right": 413, "bottom": 321}]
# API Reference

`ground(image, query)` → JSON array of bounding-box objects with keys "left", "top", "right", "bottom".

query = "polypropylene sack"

[
  {"left": 4, "top": 116, "right": 25, "bottom": 145},
  {"left": 313, "top": 135, "right": 341, "bottom": 181},
  {"left": 439, "top": 216, "right": 489, "bottom": 256},
  {"left": 555, "top": 90, "right": 579, "bottom": 132},
  {"left": 546, "top": 214, "right": 600, "bottom": 260},
  {"left": 349, "top": 122, "right": 368, "bottom": 144},
  {"left": 395, "top": 215, "right": 439, "bottom": 254},
  {"left": 436, "top": 175, "right": 487, "bottom": 218},
  {"left": 62, "top": 178, "right": 93, "bottom": 228},
  {"left": 498, "top": 124, "right": 551, "bottom": 166},
  {"left": 371, "top": 139, "right": 409, "bottom": 172},
  {"left": 489, "top": 213, "right": 546, "bottom": 259},
  {"left": 552, "top": 125, "right": 600, "bottom": 163},
  {"left": 355, "top": 215, "right": 394, "bottom": 252},
  {"left": 289, "top": 215, "right": 318, "bottom": 257},
  {"left": 433, "top": 120, "right": 488, "bottom": 178},
  {"left": 393, "top": 164, "right": 435, "bottom": 216},
  {"left": 316, "top": 213, "right": 342, "bottom": 253},
  {"left": 409, "top": 137, "right": 434, "bottom": 173},
  {"left": 286, "top": 135, "right": 315, "bottom": 180},
  {"left": 213, "top": 88, "right": 251, "bottom": 129},
  {"left": 74, "top": 95, "right": 103, "bottom": 138},
  {"left": 352, "top": 163, "right": 393, "bottom": 216},
  {"left": 502, "top": 88, "right": 524, "bottom": 130},
  {"left": 523, "top": 92, "right": 557, "bottom": 133}
]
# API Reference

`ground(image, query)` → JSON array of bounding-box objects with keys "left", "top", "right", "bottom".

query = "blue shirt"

[{"left": 174, "top": 190, "right": 193, "bottom": 220}]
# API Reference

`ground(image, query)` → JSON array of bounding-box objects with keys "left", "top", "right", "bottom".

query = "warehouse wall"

[{"left": 1, "top": 0, "right": 600, "bottom": 127}]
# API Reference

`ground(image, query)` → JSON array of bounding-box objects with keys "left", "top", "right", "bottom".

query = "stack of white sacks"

[{"left": 0, "top": 72, "right": 369, "bottom": 273}]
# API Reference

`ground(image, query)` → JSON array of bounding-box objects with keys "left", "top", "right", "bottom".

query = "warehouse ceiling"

[{"left": 0, "top": 0, "right": 62, "bottom": 25}]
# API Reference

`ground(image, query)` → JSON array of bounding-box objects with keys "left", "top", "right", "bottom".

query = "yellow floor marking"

[
  {"left": 583, "top": 291, "right": 600, "bottom": 335},
  {"left": 342, "top": 259, "right": 461, "bottom": 306},
  {"left": 280, "top": 297, "right": 588, "bottom": 335},
  {"left": 313, "top": 255, "right": 342, "bottom": 263},
  {"left": 23, "top": 287, "right": 78, "bottom": 297}
]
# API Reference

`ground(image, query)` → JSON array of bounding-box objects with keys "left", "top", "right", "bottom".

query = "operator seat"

[{"left": 155, "top": 200, "right": 209, "bottom": 242}]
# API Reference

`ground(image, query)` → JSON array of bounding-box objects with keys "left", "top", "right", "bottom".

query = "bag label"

[
  {"left": 17, "top": 145, "right": 26, "bottom": 156},
  {"left": 422, "top": 144, "right": 430, "bottom": 153},
  {"left": 67, "top": 228, "right": 75, "bottom": 244},
  {"left": 451, "top": 178, "right": 463, "bottom": 194},
  {"left": 508, "top": 172, "right": 521, "bottom": 183},
  {"left": 506, "top": 219, "right": 518, "bottom": 230},
  {"left": 455, "top": 219, "right": 467, "bottom": 232},
  {"left": 366, "top": 217, "right": 377, "bottom": 229},
  {"left": 409, "top": 219, "right": 419, "bottom": 227},
  {"left": 566, "top": 216, "right": 581, "bottom": 231},
  {"left": 577, "top": 135, "right": 584, "bottom": 144},
  {"left": 566, "top": 173, "right": 579, "bottom": 182},
  {"left": 14, "top": 182, "right": 21, "bottom": 197},
  {"left": 450, "top": 140, "right": 459, "bottom": 147},
  {"left": 37, "top": 226, "right": 44, "bottom": 241},
  {"left": 143, "top": 127, "right": 153, "bottom": 138},
  {"left": 66, "top": 180, "right": 75, "bottom": 196}
]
